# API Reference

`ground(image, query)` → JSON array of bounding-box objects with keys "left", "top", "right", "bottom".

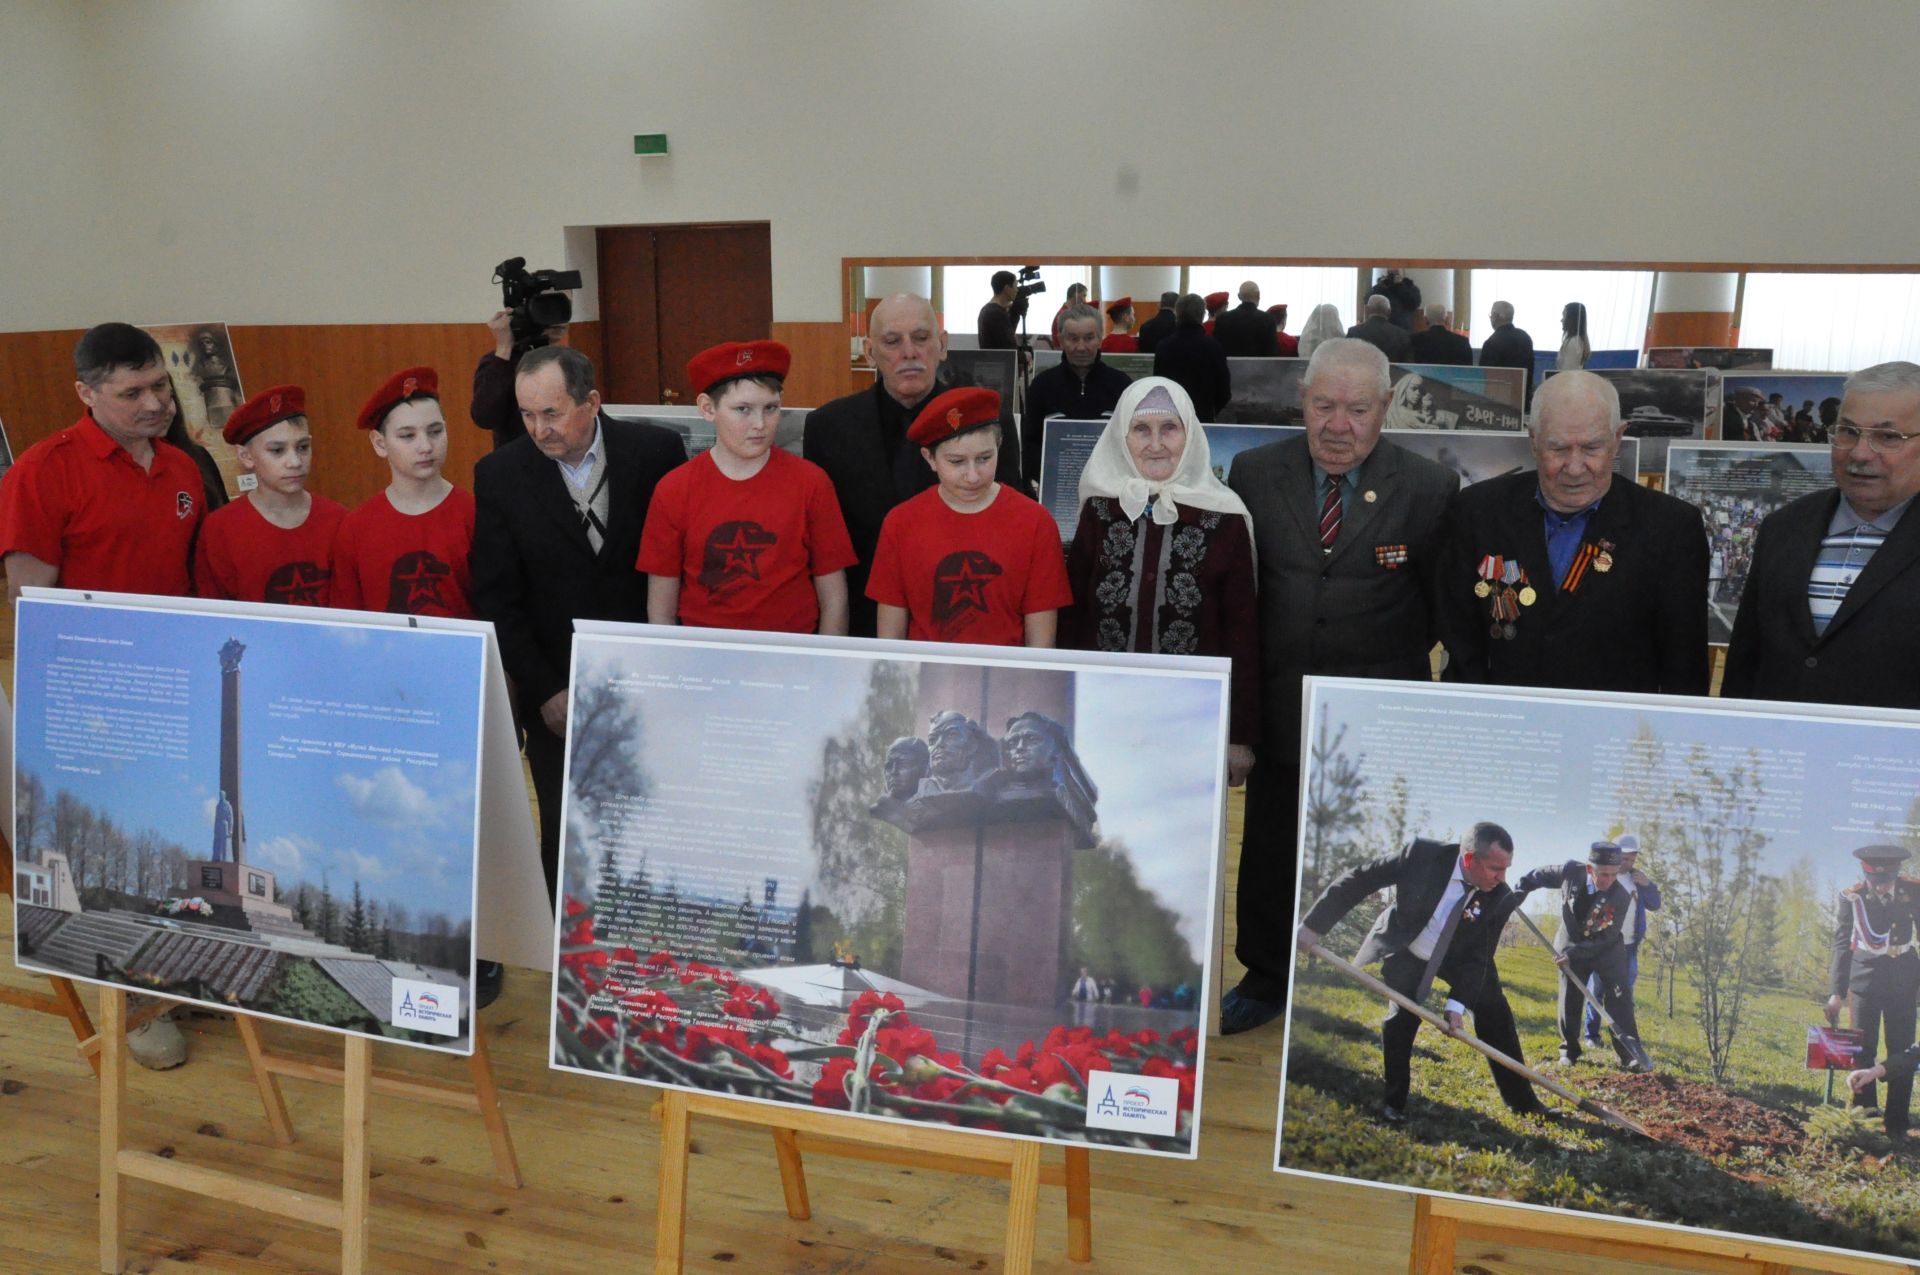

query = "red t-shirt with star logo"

[
  {"left": 637, "top": 448, "right": 856, "bottom": 632},
  {"left": 865, "top": 484, "right": 1073, "bottom": 646},
  {"left": 329, "top": 487, "right": 475, "bottom": 618},
  {"left": 194, "top": 493, "right": 348, "bottom": 607}
]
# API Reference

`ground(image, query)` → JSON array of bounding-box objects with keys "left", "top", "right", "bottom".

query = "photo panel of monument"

[
  {"left": 1666, "top": 442, "right": 1835, "bottom": 644},
  {"left": 141, "top": 320, "right": 247, "bottom": 496},
  {"left": 11, "top": 593, "right": 487, "bottom": 1053},
  {"left": 548, "top": 629, "right": 1230, "bottom": 1156},
  {"left": 1546, "top": 366, "right": 1719, "bottom": 474},
  {"left": 1720, "top": 373, "right": 1849, "bottom": 444},
  {"left": 1275, "top": 676, "right": 1920, "bottom": 1266}
]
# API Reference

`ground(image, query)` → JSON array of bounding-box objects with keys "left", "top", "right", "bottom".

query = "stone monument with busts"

[{"left": 873, "top": 693, "right": 1098, "bottom": 1011}]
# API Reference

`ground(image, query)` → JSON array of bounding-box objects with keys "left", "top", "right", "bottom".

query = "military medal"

[
  {"left": 1475, "top": 555, "right": 1497, "bottom": 598},
  {"left": 1594, "top": 551, "right": 1613, "bottom": 573},
  {"left": 1518, "top": 586, "right": 1537, "bottom": 606},
  {"left": 1363, "top": 489, "right": 1377, "bottom": 503},
  {"left": 1474, "top": 580, "right": 1491, "bottom": 598}
]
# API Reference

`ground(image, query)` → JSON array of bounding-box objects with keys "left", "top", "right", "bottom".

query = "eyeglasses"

[{"left": 1832, "top": 423, "right": 1920, "bottom": 452}]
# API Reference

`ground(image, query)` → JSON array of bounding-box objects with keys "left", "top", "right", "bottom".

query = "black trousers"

[
  {"left": 524, "top": 721, "right": 564, "bottom": 914},
  {"left": 1233, "top": 745, "right": 1301, "bottom": 1001},
  {"left": 1379, "top": 951, "right": 1536, "bottom": 1112},
  {"left": 1558, "top": 946, "right": 1640, "bottom": 1065},
  {"left": 1851, "top": 961, "right": 1920, "bottom": 1131}
]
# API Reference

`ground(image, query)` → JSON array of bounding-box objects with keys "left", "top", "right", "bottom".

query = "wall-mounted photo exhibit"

[
  {"left": 12, "top": 592, "right": 490, "bottom": 1053},
  {"left": 1547, "top": 366, "right": 1720, "bottom": 474},
  {"left": 547, "top": 626, "right": 1231, "bottom": 1157},
  {"left": 937, "top": 349, "right": 1021, "bottom": 441},
  {"left": 141, "top": 320, "right": 247, "bottom": 497},
  {"left": 1036, "top": 422, "right": 1632, "bottom": 545},
  {"left": 1720, "top": 373, "right": 1849, "bottom": 445},
  {"left": 1646, "top": 346, "right": 1774, "bottom": 371},
  {"left": 1665, "top": 442, "right": 1835, "bottom": 645},
  {"left": 1276, "top": 676, "right": 1920, "bottom": 1268}
]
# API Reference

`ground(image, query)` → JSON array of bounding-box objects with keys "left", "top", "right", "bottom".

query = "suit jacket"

[
  {"left": 1228, "top": 435, "right": 1456, "bottom": 762},
  {"left": 802, "top": 380, "right": 1023, "bottom": 637},
  {"left": 1347, "top": 316, "right": 1412, "bottom": 363},
  {"left": 1516, "top": 860, "right": 1630, "bottom": 966},
  {"left": 1478, "top": 323, "right": 1536, "bottom": 408},
  {"left": 1722, "top": 488, "right": 1920, "bottom": 709},
  {"left": 1211, "top": 302, "right": 1279, "bottom": 357},
  {"left": 470, "top": 413, "right": 687, "bottom": 709},
  {"left": 1135, "top": 308, "right": 1177, "bottom": 354},
  {"left": 1437, "top": 472, "right": 1709, "bottom": 694},
  {"left": 1831, "top": 877, "right": 1920, "bottom": 1000},
  {"left": 1304, "top": 837, "right": 1518, "bottom": 1008},
  {"left": 1151, "top": 323, "right": 1232, "bottom": 421},
  {"left": 1409, "top": 326, "right": 1473, "bottom": 367}
]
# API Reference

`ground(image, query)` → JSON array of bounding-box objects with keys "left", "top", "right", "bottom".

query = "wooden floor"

[{"left": 0, "top": 655, "right": 1839, "bottom": 1273}]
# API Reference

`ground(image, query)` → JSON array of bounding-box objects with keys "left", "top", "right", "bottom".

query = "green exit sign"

[{"left": 633, "top": 133, "right": 669, "bottom": 156}]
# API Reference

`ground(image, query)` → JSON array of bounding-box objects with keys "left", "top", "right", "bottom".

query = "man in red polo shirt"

[{"left": 0, "top": 323, "right": 206, "bottom": 602}]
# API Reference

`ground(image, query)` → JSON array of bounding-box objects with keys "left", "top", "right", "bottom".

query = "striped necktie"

[{"left": 1318, "top": 481, "right": 1343, "bottom": 550}]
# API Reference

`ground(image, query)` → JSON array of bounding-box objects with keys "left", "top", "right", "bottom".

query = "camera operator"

[
  {"left": 471, "top": 258, "right": 581, "bottom": 450},
  {"left": 978, "top": 271, "right": 1021, "bottom": 352}
]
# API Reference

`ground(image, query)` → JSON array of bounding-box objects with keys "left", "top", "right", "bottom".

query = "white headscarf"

[
  {"left": 1076, "top": 376, "right": 1255, "bottom": 541},
  {"left": 1298, "top": 303, "right": 1345, "bottom": 359}
]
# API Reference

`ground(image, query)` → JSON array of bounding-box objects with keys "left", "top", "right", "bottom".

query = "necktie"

[
  {"left": 1318, "top": 481, "right": 1343, "bottom": 549},
  {"left": 1415, "top": 889, "right": 1475, "bottom": 1003}
]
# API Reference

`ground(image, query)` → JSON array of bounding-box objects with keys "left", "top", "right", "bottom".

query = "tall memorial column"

[{"left": 216, "top": 637, "right": 248, "bottom": 864}]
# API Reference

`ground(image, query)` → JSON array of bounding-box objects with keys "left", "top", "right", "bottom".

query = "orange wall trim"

[{"left": 1645, "top": 310, "right": 1736, "bottom": 349}]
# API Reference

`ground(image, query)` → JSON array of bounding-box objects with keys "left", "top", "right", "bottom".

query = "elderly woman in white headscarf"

[
  {"left": 1060, "top": 377, "right": 1259, "bottom": 784},
  {"left": 1296, "top": 303, "right": 1345, "bottom": 360}
]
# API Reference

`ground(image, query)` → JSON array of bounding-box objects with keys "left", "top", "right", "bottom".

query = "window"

[
  {"left": 1737, "top": 273, "right": 1920, "bottom": 371},
  {"left": 1468, "top": 268, "right": 1656, "bottom": 353},
  {"left": 940, "top": 264, "right": 1091, "bottom": 335},
  {"left": 1186, "top": 265, "right": 1361, "bottom": 331}
]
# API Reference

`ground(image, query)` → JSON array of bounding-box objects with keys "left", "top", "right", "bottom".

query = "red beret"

[
  {"left": 224, "top": 384, "right": 306, "bottom": 445},
  {"left": 1205, "top": 291, "right": 1230, "bottom": 309},
  {"left": 1106, "top": 296, "right": 1133, "bottom": 317},
  {"left": 357, "top": 366, "right": 439, "bottom": 431},
  {"left": 908, "top": 387, "right": 1001, "bottom": 450},
  {"left": 686, "top": 340, "right": 791, "bottom": 398},
  {"left": 1267, "top": 303, "right": 1289, "bottom": 315}
]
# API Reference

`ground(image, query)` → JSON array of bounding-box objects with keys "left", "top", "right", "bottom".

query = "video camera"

[
  {"left": 494, "top": 257, "right": 584, "bottom": 350},
  {"left": 1014, "top": 264, "right": 1046, "bottom": 300}
]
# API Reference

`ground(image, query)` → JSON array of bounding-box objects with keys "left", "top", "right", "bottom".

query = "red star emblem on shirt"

[
  {"left": 386, "top": 550, "right": 451, "bottom": 612},
  {"left": 931, "top": 550, "right": 1003, "bottom": 626},
  {"left": 697, "top": 521, "right": 778, "bottom": 593}
]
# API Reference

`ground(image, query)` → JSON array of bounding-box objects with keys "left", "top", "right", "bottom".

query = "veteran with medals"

[
  {"left": 1436, "top": 369, "right": 1710, "bottom": 694},
  {"left": 1828, "top": 845, "right": 1920, "bottom": 1138}
]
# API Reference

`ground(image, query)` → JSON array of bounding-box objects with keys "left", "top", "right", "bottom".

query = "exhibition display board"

[
  {"left": 1721, "top": 372, "right": 1850, "bottom": 443},
  {"left": 1665, "top": 442, "right": 1834, "bottom": 645},
  {"left": 1646, "top": 346, "right": 1775, "bottom": 371},
  {"left": 141, "top": 320, "right": 246, "bottom": 496},
  {"left": 1276, "top": 676, "right": 1920, "bottom": 1269},
  {"left": 547, "top": 625, "right": 1230, "bottom": 1159}
]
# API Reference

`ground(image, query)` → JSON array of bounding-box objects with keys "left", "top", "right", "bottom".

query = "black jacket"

[
  {"left": 1211, "top": 302, "right": 1279, "bottom": 358},
  {"left": 1478, "top": 323, "right": 1537, "bottom": 406},
  {"left": 1438, "top": 471, "right": 1710, "bottom": 695},
  {"left": 1516, "top": 860, "right": 1631, "bottom": 965},
  {"left": 977, "top": 300, "right": 1018, "bottom": 350},
  {"left": 803, "top": 380, "right": 1023, "bottom": 637},
  {"left": 1022, "top": 358, "right": 1133, "bottom": 483},
  {"left": 1409, "top": 326, "right": 1474, "bottom": 367},
  {"left": 1135, "top": 308, "right": 1177, "bottom": 355},
  {"left": 1347, "top": 316, "right": 1412, "bottom": 363},
  {"left": 470, "top": 414, "right": 686, "bottom": 708},
  {"left": 1151, "top": 323, "right": 1232, "bottom": 421},
  {"left": 1723, "top": 488, "right": 1920, "bottom": 710},
  {"left": 471, "top": 352, "right": 525, "bottom": 450}
]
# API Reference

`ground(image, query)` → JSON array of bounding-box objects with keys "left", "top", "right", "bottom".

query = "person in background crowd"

[
  {"left": 1368, "top": 268, "right": 1422, "bottom": 330},
  {"left": 1202, "top": 290, "right": 1230, "bottom": 335},
  {"left": 1297, "top": 303, "right": 1345, "bottom": 361},
  {"left": 1222, "top": 338, "right": 1456, "bottom": 1035},
  {"left": 1061, "top": 377, "right": 1259, "bottom": 786},
  {"left": 1478, "top": 300, "right": 1537, "bottom": 408},
  {"left": 1268, "top": 304, "right": 1299, "bottom": 357},
  {"left": 1023, "top": 303, "right": 1132, "bottom": 483},
  {"left": 1213, "top": 281, "right": 1280, "bottom": 357},
  {"left": 1050, "top": 282, "right": 1089, "bottom": 346},
  {"left": 471, "top": 306, "right": 569, "bottom": 450},
  {"left": 1409, "top": 303, "right": 1473, "bottom": 366},
  {"left": 1136, "top": 290, "right": 1181, "bottom": 354},
  {"left": 805, "top": 293, "right": 1024, "bottom": 637},
  {"left": 1101, "top": 297, "right": 1138, "bottom": 353},
  {"left": 1724, "top": 360, "right": 1920, "bottom": 709},
  {"left": 977, "top": 270, "right": 1020, "bottom": 351},
  {"left": 1347, "top": 293, "right": 1413, "bottom": 362},
  {"left": 1152, "top": 294, "right": 1232, "bottom": 422},
  {"left": 1557, "top": 301, "right": 1591, "bottom": 370}
]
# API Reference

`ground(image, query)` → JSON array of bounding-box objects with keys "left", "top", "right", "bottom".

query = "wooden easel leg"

[
  {"left": 1406, "top": 1195, "right": 1455, "bottom": 1275},
  {"left": 1062, "top": 1146, "right": 1091, "bottom": 1262},
  {"left": 340, "top": 1036, "right": 372, "bottom": 1275},
  {"left": 1003, "top": 1142, "right": 1041, "bottom": 1275},
  {"left": 467, "top": 1024, "right": 522, "bottom": 1188},
  {"left": 51, "top": 977, "right": 103, "bottom": 1077},
  {"left": 654, "top": 1090, "right": 691, "bottom": 1275},
  {"left": 98, "top": 988, "right": 125, "bottom": 1274},
  {"left": 233, "top": 1015, "right": 296, "bottom": 1146},
  {"left": 770, "top": 1128, "right": 810, "bottom": 1220}
]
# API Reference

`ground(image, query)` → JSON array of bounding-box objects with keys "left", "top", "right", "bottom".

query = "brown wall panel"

[
  {"left": 771, "top": 321, "right": 855, "bottom": 409},
  {"left": 1645, "top": 310, "right": 1737, "bottom": 349},
  {"left": 0, "top": 321, "right": 602, "bottom": 509}
]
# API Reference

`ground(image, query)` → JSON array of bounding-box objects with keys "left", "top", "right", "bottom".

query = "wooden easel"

[
  {"left": 1408, "top": 1194, "right": 1917, "bottom": 1275},
  {"left": 653, "top": 1089, "right": 1093, "bottom": 1275},
  {"left": 98, "top": 988, "right": 373, "bottom": 1274},
  {"left": 233, "top": 1013, "right": 523, "bottom": 1187}
]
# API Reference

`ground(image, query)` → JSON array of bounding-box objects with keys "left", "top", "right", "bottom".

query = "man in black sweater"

[{"left": 1023, "top": 303, "right": 1131, "bottom": 483}]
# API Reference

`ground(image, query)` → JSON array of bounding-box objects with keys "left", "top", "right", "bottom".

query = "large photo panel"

[
  {"left": 1276, "top": 677, "right": 1920, "bottom": 1265},
  {"left": 12, "top": 594, "right": 487, "bottom": 1053},
  {"left": 548, "top": 628, "right": 1230, "bottom": 1157}
]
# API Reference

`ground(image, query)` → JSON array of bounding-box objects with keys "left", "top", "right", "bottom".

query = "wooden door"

[{"left": 595, "top": 222, "right": 772, "bottom": 405}]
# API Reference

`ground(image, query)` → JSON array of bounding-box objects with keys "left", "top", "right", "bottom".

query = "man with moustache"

[
  {"left": 1023, "top": 303, "right": 1132, "bottom": 482},
  {"left": 805, "top": 293, "right": 1023, "bottom": 637},
  {"left": 1724, "top": 361, "right": 1920, "bottom": 709},
  {"left": 1220, "top": 338, "right": 1457, "bottom": 1035}
]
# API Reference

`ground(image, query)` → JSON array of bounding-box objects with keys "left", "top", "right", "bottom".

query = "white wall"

[{"left": 8, "top": 1, "right": 1920, "bottom": 330}]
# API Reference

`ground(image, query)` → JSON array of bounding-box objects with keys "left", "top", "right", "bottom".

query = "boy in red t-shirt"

[
  {"left": 331, "top": 366, "right": 475, "bottom": 617},
  {"left": 194, "top": 384, "right": 347, "bottom": 605},
  {"left": 866, "top": 387, "right": 1072, "bottom": 647},
  {"left": 639, "top": 340, "right": 855, "bottom": 633}
]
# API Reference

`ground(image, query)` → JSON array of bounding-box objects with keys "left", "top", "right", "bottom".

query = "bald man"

[
  {"left": 804, "top": 293, "right": 1024, "bottom": 636},
  {"left": 1437, "top": 370, "right": 1709, "bottom": 694},
  {"left": 1212, "top": 280, "right": 1280, "bottom": 357}
]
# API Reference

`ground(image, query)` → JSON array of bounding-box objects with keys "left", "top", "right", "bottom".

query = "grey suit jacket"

[{"left": 1228, "top": 435, "right": 1457, "bottom": 761}]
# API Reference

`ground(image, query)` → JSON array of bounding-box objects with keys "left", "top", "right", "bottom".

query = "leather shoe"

[
  {"left": 1558, "top": 1047, "right": 1579, "bottom": 1066},
  {"left": 1378, "top": 1104, "right": 1408, "bottom": 1125},
  {"left": 1220, "top": 985, "right": 1285, "bottom": 1036}
]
